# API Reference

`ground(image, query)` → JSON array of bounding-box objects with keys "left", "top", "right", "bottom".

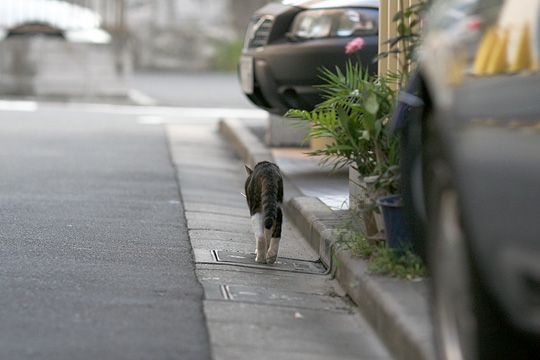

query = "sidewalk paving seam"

[{"left": 218, "top": 117, "right": 435, "bottom": 360}]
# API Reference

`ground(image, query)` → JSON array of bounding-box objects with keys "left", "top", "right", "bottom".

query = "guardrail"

[{"left": 0, "top": 0, "right": 125, "bottom": 36}]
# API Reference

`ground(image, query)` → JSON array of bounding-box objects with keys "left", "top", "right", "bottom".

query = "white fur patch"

[
  {"left": 266, "top": 237, "right": 281, "bottom": 264},
  {"left": 268, "top": 237, "right": 280, "bottom": 254},
  {"left": 250, "top": 213, "right": 264, "bottom": 238},
  {"left": 255, "top": 236, "right": 267, "bottom": 263},
  {"left": 264, "top": 227, "right": 273, "bottom": 242},
  {"left": 252, "top": 213, "right": 267, "bottom": 263}
]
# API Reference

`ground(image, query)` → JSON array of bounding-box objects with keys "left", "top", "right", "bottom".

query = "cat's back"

[
  {"left": 251, "top": 162, "right": 281, "bottom": 188},
  {"left": 245, "top": 161, "right": 283, "bottom": 206},
  {"left": 254, "top": 161, "right": 281, "bottom": 179}
]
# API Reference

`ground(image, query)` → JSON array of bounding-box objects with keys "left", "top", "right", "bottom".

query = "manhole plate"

[{"left": 211, "top": 250, "right": 327, "bottom": 275}]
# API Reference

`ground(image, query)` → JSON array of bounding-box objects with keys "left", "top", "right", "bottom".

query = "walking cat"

[{"left": 244, "top": 161, "right": 283, "bottom": 264}]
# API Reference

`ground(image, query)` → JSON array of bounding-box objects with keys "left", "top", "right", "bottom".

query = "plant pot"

[
  {"left": 349, "top": 167, "right": 386, "bottom": 241},
  {"left": 377, "top": 194, "right": 410, "bottom": 250},
  {"left": 310, "top": 136, "right": 335, "bottom": 151},
  {"left": 364, "top": 175, "right": 386, "bottom": 236},
  {"left": 348, "top": 166, "right": 365, "bottom": 211}
]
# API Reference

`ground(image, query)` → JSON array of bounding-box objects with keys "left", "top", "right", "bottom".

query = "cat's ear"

[{"left": 244, "top": 165, "right": 253, "bottom": 175}]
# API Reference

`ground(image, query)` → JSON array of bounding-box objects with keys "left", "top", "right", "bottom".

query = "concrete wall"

[
  {"left": 0, "top": 36, "right": 129, "bottom": 99},
  {"left": 126, "top": 0, "right": 231, "bottom": 70},
  {"left": 0, "top": 0, "right": 273, "bottom": 98},
  {"left": 126, "top": 0, "right": 271, "bottom": 70}
]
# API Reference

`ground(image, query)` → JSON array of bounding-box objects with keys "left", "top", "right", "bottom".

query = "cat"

[{"left": 244, "top": 161, "right": 283, "bottom": 264}]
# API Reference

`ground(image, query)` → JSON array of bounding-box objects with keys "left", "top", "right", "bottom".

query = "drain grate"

[
  {"left": 193, "top": 249, "right": 328, "bottom": 275},
  {"left": 210, "top": 250, "right": 328, "bottom": 275}
]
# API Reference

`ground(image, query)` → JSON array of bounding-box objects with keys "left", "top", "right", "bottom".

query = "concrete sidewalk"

[
  {"left": 218, "top": 118, "right": 435, "bottom": 360},
  {"left": 166, "top": 123, "right": 393, "bottom": 360}
]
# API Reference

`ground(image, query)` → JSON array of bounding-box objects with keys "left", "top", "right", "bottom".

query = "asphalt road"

[
  {"left": 0, "top": 106, "right": 211, "bottom": 360},
  {"left": 128, "top": 71, "right": 256, "bottom": 109}
]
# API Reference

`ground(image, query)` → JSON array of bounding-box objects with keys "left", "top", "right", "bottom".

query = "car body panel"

[
  {"left": 450, "top": 74, "right": 540, "bottom": 332},
  {"left": 413, "top": 0, "right": 540, "bottom": 333},
  {"left": 254, "top": 2, "right": 296, "bottom": 17},
  {"left": 283, "top": 0, "right": 379, "bottom": 9},
  {"left": 255, "top": 35, "right": 378, "bottom": 84}
]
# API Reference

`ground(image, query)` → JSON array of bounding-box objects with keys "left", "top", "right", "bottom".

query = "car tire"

[
  {"left": 424, "top": 130, "right": 534, "bottom": 360},
  {"left": 425, "top": 145, "right": 477, "bottom": 359},
  {"left": 400, "top": 105, "right": 427, "bottom": 262},
  {"left": 400, "top": 72, "right": 430, "bottom": 263}
]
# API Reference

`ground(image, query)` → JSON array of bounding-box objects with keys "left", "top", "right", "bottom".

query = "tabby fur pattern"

[{"left": 244, "top": 161, "right": 283, "bottom": 264}]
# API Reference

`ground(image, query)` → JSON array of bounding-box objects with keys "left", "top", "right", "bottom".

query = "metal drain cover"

[{"left": 199, "top": 250, "right": 327, "bottom": 274}]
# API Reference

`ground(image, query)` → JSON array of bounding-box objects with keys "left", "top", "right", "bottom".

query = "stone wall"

[
  {"left": 0, "top": 36, "right": 129, "bottom": 99},
  {"left": 126, "top": 0, "right": 271, "bottom": 70},
  {"left": 0, "top": 0, "right": 273, "bottom": 99}
]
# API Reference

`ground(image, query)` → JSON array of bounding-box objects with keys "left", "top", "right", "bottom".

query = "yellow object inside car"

[
  {"left": 472, "top": 0, "right": 539, "bottom": 76},
  {"left": 485, "top": 28, "right": 509, "bottom": 75},
  {"left": 472, "top": 26, "right": 498, "bottom": 75},
  {"left": 508, "top": 24, "right": 534, "bottom": 72},
  {"left": 473, "top": 24, "right": 537, "bottom": 76}
]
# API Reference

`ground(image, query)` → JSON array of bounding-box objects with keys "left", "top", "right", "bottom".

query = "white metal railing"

[{"left": 0, "top": 0, "right": 125, "bottom": 35}]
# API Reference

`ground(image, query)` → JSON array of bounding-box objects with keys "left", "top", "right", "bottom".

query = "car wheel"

[
  {"left": 400, "top": 103, "right": 427, "bottom": 262},
  {"left": 427, "top": 155, "right": 478, "bottom": 360}
]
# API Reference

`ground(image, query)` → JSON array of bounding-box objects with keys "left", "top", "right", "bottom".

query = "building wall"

[
  {"left": 0, "top": 37, "right": 128, "bottom": 99},
  {"left": 125, "top": 0, "right": 270, "bottom": 70},
  {"left": 61, "top": 0, "right": 272, "bottom": 71},
  {"left": 0, "top": 0, "right": 130, "bottom": 99}
]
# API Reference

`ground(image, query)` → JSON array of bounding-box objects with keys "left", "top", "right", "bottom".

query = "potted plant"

[
  {"left": 371, "top": 0, "right": 429, "bottom": 250},
  {"left": 287, "top": 0, "right": 429, "bottom": 251},
  {"left": 287, "top": 63, "right": 398, "bottom": 241}
]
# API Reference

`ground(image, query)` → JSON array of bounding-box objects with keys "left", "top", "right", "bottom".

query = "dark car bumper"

[{"left": 241, "top": 36, "right": 378, "bottom": 115}]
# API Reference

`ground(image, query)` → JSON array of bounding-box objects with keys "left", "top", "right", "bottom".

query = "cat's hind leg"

[
  {"left": 266, "top": 207, "right": 282, "bottom": 264},
  {"left": 251, "top": 213, "right": 267, "bottom": 263},
  {"left": 255, "top": 235, "right": 267, "bottom": 263}
]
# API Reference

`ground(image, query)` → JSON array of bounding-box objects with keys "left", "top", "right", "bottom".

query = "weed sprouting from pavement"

[{"left": 336, "top": 225, "right": 426, "bottom": 280}]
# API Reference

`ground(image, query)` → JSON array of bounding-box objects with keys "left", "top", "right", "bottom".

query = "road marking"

[
  {"left": 47, "top": 102, "right": 267, "bottom": 119},
  {"left": 0, "top": 100, "right": 37, "bottom": 112},
  {"left": 0, "top": 99, "right": 268, "bottom": 120},
  {"left": 128, "top": 89, "right": 157, "bottom": 106},
  {"left": 137, "top": 115, "right": 163, "bottom": 125}
]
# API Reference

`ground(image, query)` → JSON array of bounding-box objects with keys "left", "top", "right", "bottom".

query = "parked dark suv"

[{"left": 239, "top": 0, "right": 379, "bottom": 115}]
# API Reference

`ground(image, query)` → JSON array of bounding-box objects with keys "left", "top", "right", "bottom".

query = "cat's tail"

[{"left": 262, "top": 175, "right": 278, "bottom": 230}]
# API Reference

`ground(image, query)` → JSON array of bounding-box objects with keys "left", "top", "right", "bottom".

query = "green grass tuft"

[{"left": 337, "top": 227, "right": 426, "bottom": 279}]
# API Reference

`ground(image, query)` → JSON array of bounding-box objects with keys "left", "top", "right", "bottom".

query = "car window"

[
  {"left": 427, "top": 0, "right": 479, "bottom": 30},
  {"left": 428, "top": 0, "right": 540, "bottom": 83}
]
